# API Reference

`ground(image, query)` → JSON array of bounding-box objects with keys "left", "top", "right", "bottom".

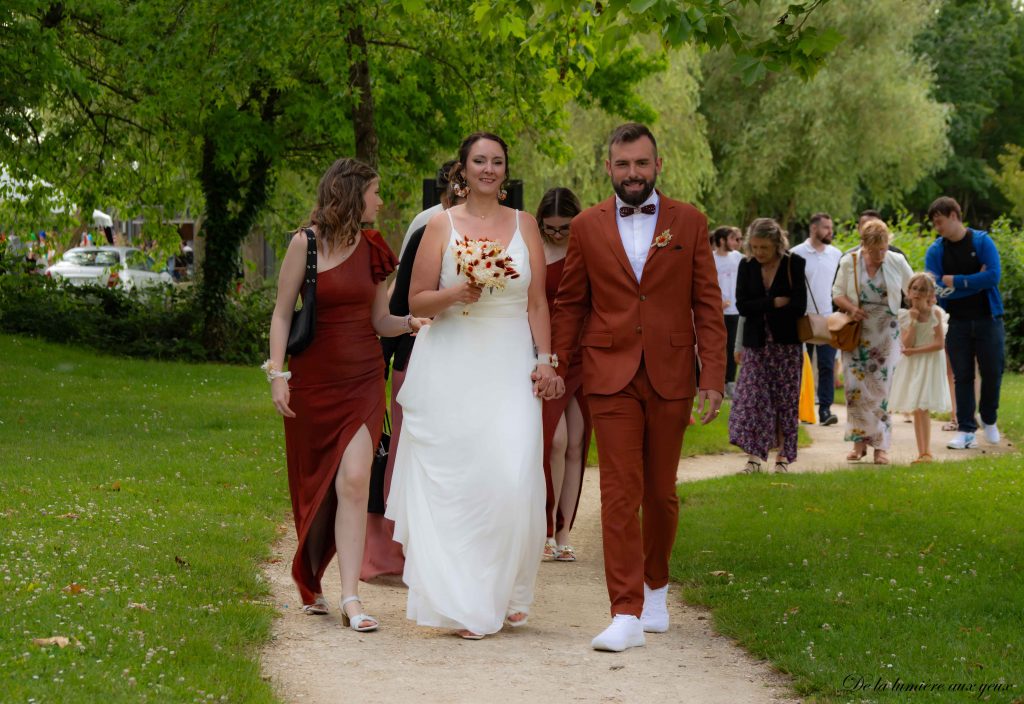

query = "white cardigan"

[{"left": 832, "top": 250, "right": 913, "bottom": 316}]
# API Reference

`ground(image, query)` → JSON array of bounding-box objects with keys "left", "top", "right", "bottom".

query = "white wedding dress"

[{"left": 386, "top": 210, "right": 546, "bottom": 635}]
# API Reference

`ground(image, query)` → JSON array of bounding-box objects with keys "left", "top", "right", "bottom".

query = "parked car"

[{"left": 45, "top": 246, "right": 173, "bottom": 291}]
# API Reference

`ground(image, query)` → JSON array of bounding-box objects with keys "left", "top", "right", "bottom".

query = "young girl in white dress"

[{"left": 888, "top": 273, "right": 950, "bottom": 463}]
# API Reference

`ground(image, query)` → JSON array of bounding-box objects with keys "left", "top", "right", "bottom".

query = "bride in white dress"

[{"left": 386, "top": 132, "right": 562, "bottom": 638}]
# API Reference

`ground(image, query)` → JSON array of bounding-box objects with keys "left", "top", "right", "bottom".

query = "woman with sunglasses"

[{"left": 538, "top": 187, "right": 592, "bottom": 563}]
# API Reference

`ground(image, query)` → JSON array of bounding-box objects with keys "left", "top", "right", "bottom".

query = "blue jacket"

[{"left": 924, "top": 228, "right": 1003, "bottom": 317}]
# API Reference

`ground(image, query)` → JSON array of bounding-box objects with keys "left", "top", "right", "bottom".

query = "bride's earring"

[{"left": 498, "top": 188, "right": 507, "bottom": 202}]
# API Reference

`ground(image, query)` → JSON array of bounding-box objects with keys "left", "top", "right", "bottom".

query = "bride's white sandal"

[
  {"left": 504, "top": 609, "right": 529, "bottom": 628},
  {"left": 340, "top": 596, "right": 379, "bottom": 632}
]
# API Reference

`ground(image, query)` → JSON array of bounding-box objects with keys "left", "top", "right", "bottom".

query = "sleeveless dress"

[
  {"left": 386, "top": 211, "right": 546, "bottom": 635},
  {"left": 541, "top": 257, "right": 591, "bottom": 537},
  {"left": 889, "top": 307, "right": 951, "bottom": 413},
  {"left": 283, "top": 231, "right": 396, "bottom": 605}
]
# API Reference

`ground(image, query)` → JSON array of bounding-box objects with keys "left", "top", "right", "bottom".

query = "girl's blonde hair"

[{"left": 907, "top": 272, "right": 937, "bottom": 296}]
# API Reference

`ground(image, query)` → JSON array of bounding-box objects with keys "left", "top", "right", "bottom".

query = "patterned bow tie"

[{"left": 619, "top": 204, "right": 656, "bottom": 217}]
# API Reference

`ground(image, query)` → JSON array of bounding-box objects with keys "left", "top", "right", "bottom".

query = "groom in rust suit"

[{"left": 550, "top": 123, "right": 726, "bottom": 652}]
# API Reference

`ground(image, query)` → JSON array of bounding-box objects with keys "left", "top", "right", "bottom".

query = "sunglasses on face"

[{"left": 541, "top": 224, "right": 571, "bottom": 237}]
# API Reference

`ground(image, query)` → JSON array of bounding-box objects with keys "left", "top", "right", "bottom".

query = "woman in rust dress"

[
  {"left": 538, "top": 187, "right": 592, "bottom": 562},
  {"left": 265, "top": 158, "right": 427, "bottom": 631}
]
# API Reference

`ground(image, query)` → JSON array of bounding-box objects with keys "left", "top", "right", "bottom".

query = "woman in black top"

[{"left": 728, "top": 218, "right": 807, "bottom": 474}]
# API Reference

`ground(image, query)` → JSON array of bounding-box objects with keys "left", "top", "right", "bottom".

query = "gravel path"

[{"left": 260, "top": 408, "right": 1012, "bottom": 703}]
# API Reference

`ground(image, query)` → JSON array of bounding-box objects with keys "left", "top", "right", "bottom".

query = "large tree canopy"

[{"left": 1, "top": 0, "right": 839, "bottom": 349}]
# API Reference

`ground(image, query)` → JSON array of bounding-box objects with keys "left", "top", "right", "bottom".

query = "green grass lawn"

[
  {"left": 0, "top": 335, "right": 286, "bottom": 703},
  {"left": 671, "top": 376, "right": 1024, "bottom": 702}
]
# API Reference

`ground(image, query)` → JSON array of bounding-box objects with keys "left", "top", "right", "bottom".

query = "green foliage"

[
  {"left": 989, "top": 144, "right": 1024, "bottom": 222},
  {"left": 0, "top": 271, "right": 274, "bottom": 365},
  {"left": 0, "top": 335, "right": 285, "bottom": 703},
  {"left": 701, "top": 0, "right": 949, "bottom": 226},
  {"left": 908, "top": 0, "right": 1024, "bottom": 225}
]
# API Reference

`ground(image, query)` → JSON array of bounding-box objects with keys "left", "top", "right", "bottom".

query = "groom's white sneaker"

[
  {"left": 641, "top": 583, "right": 670, "bottom": 633},
  {"left": 591, "top": 615, "right": 645, "bottom": 652}
]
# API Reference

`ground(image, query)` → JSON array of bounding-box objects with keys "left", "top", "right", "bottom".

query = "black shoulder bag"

[{"left": 285, "top": 228, "right": 317, "bottom": 356}]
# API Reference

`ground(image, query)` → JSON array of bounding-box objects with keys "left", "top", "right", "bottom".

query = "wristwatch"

[{"left": 536, "top": 353, "right": 559, "bottom": 368}]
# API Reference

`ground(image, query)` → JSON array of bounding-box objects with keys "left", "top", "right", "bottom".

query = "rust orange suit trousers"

[{"left": 586, "top": 360, "right": 690, "bottom": 618}]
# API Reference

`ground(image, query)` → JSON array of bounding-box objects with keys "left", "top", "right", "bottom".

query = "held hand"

[
  {"left": 531, "top": 365, "right": 563, "bottom": 400},
  {"left": 773, "top": 296, "right": 791, "bottom": 308},
  {"left": 941, "top": 274, "right": 954, "bottom": 289},
  {"left": 722, "top": 299, "right": 730, "bottom": 311},
  {"left": 451, "top": 281, "right": 483, "bottom": 305},
  {"left": 696, "top": 388, "right": 724, "bottom": 426},
  {"left": 408, "top": 317, "right": 431, "bottom": 335},
  {"left": 734, "top": 349, "right": 743, "bottom": 365},
  {"left": 271, "top": 377, "right": 296, "bottom": 418},
  {"left": 850, "top": 308, "right": 868, "bottom": 322},
  {"left": 902, "top": 347, "right": 917, "bottom": 357}
]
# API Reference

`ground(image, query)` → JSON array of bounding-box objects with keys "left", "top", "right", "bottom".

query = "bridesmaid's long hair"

[
  {"left": 308, "top": 157, "right": 377, "bottom": 252},
  {"left": 448, "top": 132, "right": 510, "bottom": 196},
  {"left": 535, "top": 187, "right": 582, "bottom": 241}
]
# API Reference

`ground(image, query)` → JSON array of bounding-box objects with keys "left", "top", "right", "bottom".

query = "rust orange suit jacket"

[{"left": 550, "top": 194, "right": 727, "bottom": 400}]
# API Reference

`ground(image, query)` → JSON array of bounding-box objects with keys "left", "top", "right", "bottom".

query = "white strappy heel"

[{"left": 340, "top": 595, "right": 379, "bottom": 632}]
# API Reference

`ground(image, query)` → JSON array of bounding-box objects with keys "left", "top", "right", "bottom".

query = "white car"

[{"left": 45, "top": 246, "right": 173, "bottom": 291}]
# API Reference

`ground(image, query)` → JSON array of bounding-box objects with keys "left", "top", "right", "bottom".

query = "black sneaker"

[{"left": 821, "top": 413, "right": 839, "bottom": 426}]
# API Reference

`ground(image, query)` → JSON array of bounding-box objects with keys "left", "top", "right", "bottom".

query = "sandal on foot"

[
  {"left": 873, "top": 450, "right": 890, "bottom": 465},
  {"left": 554, "top": 545, "right": 576, "bottom": 562},
  {"left": 846, "top": 447, "right": 867, "bottom": 462},
  {"left": 911, "top": 453, "right": 934, "bottom": 464},
  {"left": 941, "top": 421, "right": 958, "bottom": 432},
  {"left": 301, "top": 594, "right": 329, "bottom": 615},
  {"left": 504, "top": 609, "right": 529, "bottom": 628},
  {"left": 457, "top": 629, "right": 485, "bottom": 640},
  {"left": 340, "top": 596, "right": 379, "bottom": 632},
  {"left": 740, "top": 459, "right": 763, "bottom": 474},
  {"left": 542, "top": 538, "right": 556, "bottom": 561},
  {"left": 773, "top": 461, "right": 789, "bottom": 474}
]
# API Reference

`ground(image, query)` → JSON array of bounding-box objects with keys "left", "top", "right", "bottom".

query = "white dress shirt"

[
  {"left": 790, "top": 240, "right": 842, "bottom": 315},
  {"left": 713, "top": 250, "right": 744, "bottom": 315},
  {"left": 614, "top": 192, "right": 659, "bottom": 282},
  {"left": 399, "top": 203, "right": 443, "bottom": 259}
]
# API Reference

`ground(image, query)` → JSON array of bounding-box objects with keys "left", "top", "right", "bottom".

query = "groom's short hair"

[{"left": 608, "top": 123, "right": 658, "bottom": 157}]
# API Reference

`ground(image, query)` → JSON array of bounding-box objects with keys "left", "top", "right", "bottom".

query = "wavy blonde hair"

[
  {"left": 743, "top": 217, "right": 789, "bottom": 257},
  {"left": 308, "top": 158, "right": 377, "bottom": 253}
]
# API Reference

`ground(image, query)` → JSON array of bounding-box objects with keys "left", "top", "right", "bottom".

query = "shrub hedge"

[{"left": 0, "top": 254, "right": 274, "bottom": 364}]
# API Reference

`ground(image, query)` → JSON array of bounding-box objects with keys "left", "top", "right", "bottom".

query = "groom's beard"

[{"left": 613, "top": 176, "right": 656, "bottom": 206}]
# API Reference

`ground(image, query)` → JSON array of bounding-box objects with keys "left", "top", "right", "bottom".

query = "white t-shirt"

[
  {"left": 614, "top": 192, "right": 659, "bottom": 281},
  {"left": 713, "top": 250, "right": 743, "bottom": 315},
  {"left": 790, "top": 240, "right": 842, "bottom": 315}
]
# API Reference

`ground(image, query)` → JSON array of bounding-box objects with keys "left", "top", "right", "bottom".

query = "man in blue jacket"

[{"left": 924, "top": 197, "right": 1004, "bottom": 449}]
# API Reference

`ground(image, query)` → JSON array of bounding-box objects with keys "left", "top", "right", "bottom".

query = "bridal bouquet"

[{"left": 452, "top": 236, "right": 520, "bottom": 291}]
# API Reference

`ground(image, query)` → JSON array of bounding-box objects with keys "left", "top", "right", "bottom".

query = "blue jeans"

[
  {"left": 806, "top": 343, "right": 836, "bottom": 420},
  {"left": 946, "top": 317, "right": 1005, "bottom": 433}
]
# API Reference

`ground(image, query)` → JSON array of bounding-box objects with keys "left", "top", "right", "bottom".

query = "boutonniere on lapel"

[{"left": 651, "top": 230, "right": 673, "bottom": 248}]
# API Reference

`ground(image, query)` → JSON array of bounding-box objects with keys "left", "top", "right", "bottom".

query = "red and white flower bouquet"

[{"left": 451, "top": 237, "right": 520, "bottom": 291}]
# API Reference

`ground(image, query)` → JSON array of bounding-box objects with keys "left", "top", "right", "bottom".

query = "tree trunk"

[{"left": 346, "top": 17, "right": 378, "bottom": 168}]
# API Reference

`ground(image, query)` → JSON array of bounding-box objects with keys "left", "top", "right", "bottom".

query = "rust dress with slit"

[
  {"left": 542, "top": 257, "right": 592, "bottom": 538},
  {"left": 283, "top": 230, "right": 397, "bottom": 605}
]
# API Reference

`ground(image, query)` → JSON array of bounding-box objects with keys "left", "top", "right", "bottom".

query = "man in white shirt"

[
  {"left": 398, "top": 160, "right": 456, "bottom": 259},
  {"left": 790, "top": 212, "right": 842, "bottom": 425},
  {"left": 711, "top": 226, "right": 743, "bottom": 397}
]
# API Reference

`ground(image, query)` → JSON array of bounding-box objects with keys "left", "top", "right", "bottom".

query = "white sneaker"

[
  {"left": 641, "top": 583, "right": 669, "bottom": 633},
  {"left": 947, "top": 432, "right": 978, "bottom": 450},
  {"left": 982, "top": 423, "right": 1001, "bottom": 445},
  {"left": 591, "top": 615, "right": 645, "bottom": 652}
]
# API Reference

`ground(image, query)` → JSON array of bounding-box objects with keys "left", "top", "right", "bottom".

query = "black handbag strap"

[{"left": 301, "top": 228, "right": 317, "bottom": 289}]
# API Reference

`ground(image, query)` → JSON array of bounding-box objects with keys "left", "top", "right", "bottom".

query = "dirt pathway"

[{"left": 260, "top": 410, "right": 1012, "bottom": 704}]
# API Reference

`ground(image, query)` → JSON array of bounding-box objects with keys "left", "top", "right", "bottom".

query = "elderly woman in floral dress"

[{"left": 832, "top": 218, "right": 913, "bottom": 465}]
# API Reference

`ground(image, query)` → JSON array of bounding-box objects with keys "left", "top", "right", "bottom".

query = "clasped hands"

[{"left": 531, "top": 365, "right": 564, "bottom": 400}]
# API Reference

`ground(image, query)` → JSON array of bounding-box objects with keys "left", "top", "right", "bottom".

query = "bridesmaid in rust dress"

[
  {"left": 538, "top": 187, "right": 592, "bottom": 562},
  {"left": 265, "top": 157, "right": 427, "bottom": 631}
]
